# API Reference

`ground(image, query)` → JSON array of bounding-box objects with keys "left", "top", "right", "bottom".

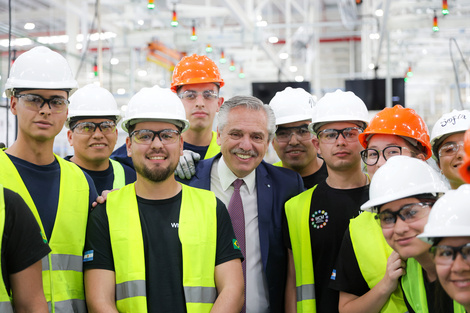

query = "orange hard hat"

[
  {"left": 358, "top": 105, "right": 432, "bottom": 159},
  {"left": 170, "top": 54, "right": 224, "bottom": 92},
  {"left": 459, "top": 128, "right": 470, "bottom": 183}
]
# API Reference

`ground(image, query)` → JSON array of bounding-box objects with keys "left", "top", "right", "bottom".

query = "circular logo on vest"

[{"left": 311, "top": 210, "right": 328, "bottom": 229}]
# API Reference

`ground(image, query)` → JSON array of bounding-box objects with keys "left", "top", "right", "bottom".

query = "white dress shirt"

[{"left": 210, "top": 156, "right": 270, "bottom": 313}]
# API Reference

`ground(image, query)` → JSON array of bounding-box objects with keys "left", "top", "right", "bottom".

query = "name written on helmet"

[{"left": 440, "top": 114, "right": 467, "bottom": 128}]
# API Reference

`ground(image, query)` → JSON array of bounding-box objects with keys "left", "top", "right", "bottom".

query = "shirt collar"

[{"left": 218, "top": 155, "right": 256, "bottom": 194}]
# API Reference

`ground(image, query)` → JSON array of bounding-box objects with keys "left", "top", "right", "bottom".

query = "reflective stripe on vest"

[
  {"left": 107, "top": 183, "right": 217, "bottom": 312},
  {"left": 0, "top": 186, "right": 13, "bottom": 313},
  {"left": 204, "top": 131, "right": 220, "bottom": 160},
  {"left": 285, "top": 187, "right": 317, "bottom": 313},
  {"left": 349, "top": 212, "right": 408, "bottom": 313},
  {"left": 402, "top": 258, "right": 466, "bottom": 313},
  {"left": 0, "top": 151, "right": 89, "bottom": 313},
  {"left": 47, "top": 299, "right": 86, "bottom": 312},
  {"left": 109, "top": 159, "right": 126, "bottom": 189}
]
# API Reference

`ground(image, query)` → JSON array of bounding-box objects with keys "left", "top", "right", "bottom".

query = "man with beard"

[
  {"left": 284, "top": 89, "right": 369, "bottom": 312},
  {"left": 181, "top": 96, "right": 304, "bottom": 313},
  {"left": 83, "top": 86, "right": 244, "bottom": 313}
]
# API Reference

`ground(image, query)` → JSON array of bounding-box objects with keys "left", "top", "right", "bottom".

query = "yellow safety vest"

[
  {"left": 109, "top": 159, "right": 126, "bottom": 189},
  {"left": 107, "top": 183, "right": 218, "bottom": 313},
  {"left": 273, "top": 161, "right": 283, "bottom": 167},
  {"left": 0, "top": 151, "right": 89, "bottom": 313},
  {"left": 285, "top": 187, "right": 317, "bottom": 313},
  {"left": 349, "top": 212, "right": 408, "bottom": 312},
  {"left": 0, "top": 186, "right": 13, "bottom": 313},
  {"left": 204, "top": 131, "right": 220, "bottom": 159},
  {"left": 402, "top": 258, "right": 466, "bottom": 313}
]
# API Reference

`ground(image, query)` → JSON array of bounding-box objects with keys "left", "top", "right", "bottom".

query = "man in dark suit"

[{"left": 181, "top": 95, "right": 304, "bottom": 313}]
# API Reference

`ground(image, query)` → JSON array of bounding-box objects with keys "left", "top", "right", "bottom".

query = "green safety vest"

[
  {"left": 0, "top": 186, "right": 13, "bottom": 313},
  {"left": 109, "top": 159, "right": 126, "bottom": 189},
  {"left": 402, "top": 258, "right": 466, "bottom": 313},
  {"left": 0, "top": 151, "right": 89, "bottom": 313},
  {"left": 349, "top": 212, "right": 408, "bottom": 312},
  {"left": 107, "top": 183, "right": 218, "bottom": 313},
  {"left": 204, "top": 131, "right": 220, "bottom": 159},
  {"left": 285, "top": 187, "right": 317, "bottom": 313}
]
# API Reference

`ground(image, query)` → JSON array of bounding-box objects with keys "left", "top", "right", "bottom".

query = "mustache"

[{"left": 230, "top": 148, "right": 258, "bottom": 157}]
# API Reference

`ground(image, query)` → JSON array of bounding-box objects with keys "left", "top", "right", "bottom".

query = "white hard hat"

[
  {"left": 361, "top": 156, "right": 449, "bottom": 212},
  {"left": 418, "top": 184, "right": 470, "bottom": 243},
  {"left": 121, "top": 85, "right": 189, "bottom": 133},
  {"left": 5, "top": 46, "right": 78, "bottom": 97},
  {"left": 269, "top": 87, "right": 315, "bottom": 125},
  {"left": 308, "top": 89, "right": 369, "bottom": 134},
  {"left": 65, "top": 84, "right": 121, "bottom": 129},
  {"left": 430, "top": 109, "right": 470, "bottom": 159}
]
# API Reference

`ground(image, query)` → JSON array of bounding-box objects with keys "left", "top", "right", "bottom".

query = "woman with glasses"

[
  {"left": 331, "top": 105, "right": 433, "bottom": 313},
  {"left": 419, "top": 185, "right": 470, "bottom": 312},
  {"left": 430, "top": 110, "right": 470, "bottom": 190},
  {"left": 360, "top": 156, "right": 465, "bottom": 312}
]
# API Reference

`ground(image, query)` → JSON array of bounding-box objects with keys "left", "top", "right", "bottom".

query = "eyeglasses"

[
  {"left": 71, "top": 121, "right": 117, "bottom": 135},
  {"left": 430, "top": 243, "right": 470, "bottom": 266},
  {"left": 178, "top": 90, "right": 218, "bottom": 101},
  {"left": 16, "top": 94, "right": 69, "bottom": 114},
  {"left": 375, "top": 202, "right": 433, "bottom": 229},
  {"left": 438, "top": 141, "right": 464, "bottom": 158},
  {"left": 130, "top": 129, "right": 180, "bottom": 145},
  {"left": 361, "top": 146, "right": 412, "bottom": 166},
  {"left": 275, "top": 125, "right": 312, "bottom": 143},
  {"left": 317, "top": 127, "right": 362, "bottom": 144}
]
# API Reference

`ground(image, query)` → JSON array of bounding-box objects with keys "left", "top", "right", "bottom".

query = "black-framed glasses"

[
  {"left": 130, "top": 129, "right": 180, "bottom": 145},
  {"left": 438, "top": 141, "right": 464, "bottom": 158},
  {"left": 178, "top": 90, "right": 218, "bottom": 101},
  {"left": 16, "top": 94, "right": 69, "bottom": 114},
  {"left": 316, "top": 127, "right": 362, "bottom": 144},
  {"left": 361, "top": 146, "right": 412, "bottom": 166},
  {"left": 275, "top": 125, "right": 312, "bottom": 143},
  {"left": 375, "top": 202, "right": 434, "bottom": 229},
  {"left": 430, "top": 243, "right": 470, "bottom": 266},
  {"left": 71, "top": 121, "right": 117, "bottom": 135}
]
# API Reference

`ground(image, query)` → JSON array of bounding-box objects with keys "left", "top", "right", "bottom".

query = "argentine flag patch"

[
  {"left": 84, "top": 250, "right": 94, "bottom": 262},
  {"left": 330, "top": 269, "right": 336, "bottom": 280}
]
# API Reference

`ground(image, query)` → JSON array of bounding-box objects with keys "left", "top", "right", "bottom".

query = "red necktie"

[{"left": 228, "top": 178, "right": 246, "bottom": 313}]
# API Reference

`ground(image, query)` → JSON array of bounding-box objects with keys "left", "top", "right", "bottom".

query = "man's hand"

[
  {"left": 92, "top": 189, "right": 115, "bottom": 208},
  {"left": 175, "top": 150, "right": 201, "bottom": 180}
]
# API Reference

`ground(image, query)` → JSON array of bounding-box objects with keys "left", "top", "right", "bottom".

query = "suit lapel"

[{"left": 256, "top": 162, "right": 272, "bottom": 269}]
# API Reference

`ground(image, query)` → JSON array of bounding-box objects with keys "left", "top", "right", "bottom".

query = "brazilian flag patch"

[{"left": 232, "top": 239, "right": 241, "bottom": 250}]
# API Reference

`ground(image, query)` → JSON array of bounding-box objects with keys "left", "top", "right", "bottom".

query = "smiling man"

[
  {"left": 182, "top": 96, "right": 304, "bottom": 313},
  {"left": 269, "top": 87, "right": 327, "bottom": 189},
  {"left": 284, "top": 89, "right": 370, "bottom": 312},
  {"left": 83, "top": 86, "right": 244, "bottom": 313},
  {"left": 65, "top": 84, "right": 135, "bottom": 194}
]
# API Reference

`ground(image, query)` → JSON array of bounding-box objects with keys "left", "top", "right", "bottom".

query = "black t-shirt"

[
  {"left": 84, "top": 191, "right": 243, "bottom": 313},
  {"left": 7, "top": 154, "right": 98, "bottom": 239},
  {"left": 329, "top": 228, "right": 370, "bottom": 296},
  {"left": 285, "top": 180, "right": 369, "bottom": 313},
  {"left": 2, "top": 188, "right": 51, "bottom": 293},
  {"left": 64, "top": 156, "right": 136, "bottom": 194},
  {"left": 301, "top": 161, "right": 328, "bottom": 189},
  {"left": 183, "top": 142, "right": 209, "bottom": 160}
]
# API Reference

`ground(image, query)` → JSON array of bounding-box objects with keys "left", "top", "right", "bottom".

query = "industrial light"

[{"left": 279, "top": 52, "right": 288, "bottom": 60}]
